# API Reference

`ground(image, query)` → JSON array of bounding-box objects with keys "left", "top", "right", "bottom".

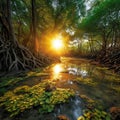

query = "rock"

[
  {"left": 57, "top": 115, "right": 70, "bottom": 120},
  {"left": 110, "top": 107, "right": 120, "bottom": 120},
  {"left": 77, "top": 116, "right": 85, "bottom": 120},
  {"left": 45, "top": 84, "right": 56, "bottom": 92}
]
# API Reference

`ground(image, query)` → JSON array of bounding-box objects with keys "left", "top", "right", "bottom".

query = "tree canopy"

[{"left": 0, "top": 0, "right": 120, "bottom": 72}]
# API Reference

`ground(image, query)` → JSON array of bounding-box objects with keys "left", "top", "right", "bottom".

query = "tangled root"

[{"left": 0, "top": 37, "right": 47, "bottom": 72}]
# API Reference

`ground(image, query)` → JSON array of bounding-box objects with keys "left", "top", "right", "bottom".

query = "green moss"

[
  {"left": 0, "top": 87, "right": 7, "bottom": 95},
  {"left": 0, "top": 77, "right": 24, "bottom": 88},
  {"left": 111, "top": 87, "right": 120, "bottom": 93},
  {"left": 80, "top": 95, "right": 95, "bottom": 104},
  {"left": 0, "top": 80, "right": 75, "bottom": 117},
  {"left": 0, "top": 68, "right": 48, "bottom": 95},
  {"left": 0, "top": 77, "right": 26, "bottom": 95},
  {"left": 13, "top": 86, "right": 30, "bottom": 94},
  {"left": 75, "top": 77, "right": 97, "bottom": 86},
  {"left": 106, "top": 75, "right": 120, "bottom": 83},
  {"left": 96, "top": 66, "right": 108, "bottom": 70},
  {"left": 79, "top": 94, "right": 111, "bottom": 120},
  {"left": 78, "top": 109, "right": 111, "bottom": 120},
  {"left": 26, "top": 68, "right": 48, "bottom": 77}
]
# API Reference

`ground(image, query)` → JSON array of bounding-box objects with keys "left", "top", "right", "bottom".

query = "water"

[
  {"left": 1, "top": 57, "right": 120, "bottom": 120},
  {"left": 46, "top": 57, "right": 120, "bottom": 118},
  {"left": 56, "top": 96, "right": 83, "bottom": 120}
]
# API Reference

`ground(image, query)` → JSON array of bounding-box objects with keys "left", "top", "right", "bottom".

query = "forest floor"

[{"left": 0, "top": 57, "right": 120, "bottom": 120}]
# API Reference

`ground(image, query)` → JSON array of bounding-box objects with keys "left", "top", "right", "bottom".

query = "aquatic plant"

[
  {"left": 0, "top": 77, "right": 24, "bottom": 88},
  {"left": 0, "top": 80, "right": 75, "bottom": 117},
  {"left": 75, "top": 77, "right": 97, "bottom": 86},
  {"left": 78, "top": 94, "right": 111, "bottom": 120},
  {"left": 26, "top": 68, "right": 48, "bottom": 77},
  {"left": 0, "top": 77, "right": 26, "bottom": 95},
  {"left": 13, "top": 86, "right": 30, "bottom": 94},
  {"left": 0, "top": 68, "right": 48, "bottom": 95},
  {"left": 78, "top": 109, "right": 111, "bottom": 120}
]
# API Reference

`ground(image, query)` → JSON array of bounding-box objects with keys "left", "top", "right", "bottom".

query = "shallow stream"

[
  {"left": 41, "top": 57, "right": 120, "bottom": 120},
  {"left": 1, "top": 57, "right": 120, "bottom": 120}
]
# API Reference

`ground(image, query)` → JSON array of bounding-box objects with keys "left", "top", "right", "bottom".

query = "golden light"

[
  {"left": 53, "top": 64, "right": 63, "bottom": 74},
  {"left": 52, "top": 64, "right": 63, "bottom": 79},
  {"left": 52, "top": 36, "right": 64, "bottom": 50}
]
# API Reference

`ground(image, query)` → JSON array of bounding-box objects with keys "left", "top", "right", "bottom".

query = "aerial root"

[
  {"left": 98, "top": 48, "right": 120, "bottom": 73},
  {"left": 0, "top": 38, "right": 48, "bottom": 71}
]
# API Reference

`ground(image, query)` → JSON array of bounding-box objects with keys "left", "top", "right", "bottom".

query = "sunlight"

[
  {"left": 52, "top": 36, "right": 64, "bottom": 50},
  {"left": 83, "top": 39, "right": 89, "bottom": 43},
  {"left": 52, "top": 64, "right": 63, "bottom": 79},
  {"left": 53, "top": 64, "right": 63, "bottom": 74},
  {"left": 52, "top": 39, "right": 63, "bottom": 49}
]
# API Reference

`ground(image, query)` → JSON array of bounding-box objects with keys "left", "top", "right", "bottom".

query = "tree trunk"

[
  {"left": 7, "top": 0, "right": 17, "bottom": 45},
  {"left": 31, "top": 0, "right": 37, "bottom": 53},
  {"left": 0, "top": 0, "right": 45, "bottom": 72},
  {"left": 23, "top": 0, "right": 39, "bottom": 54}
]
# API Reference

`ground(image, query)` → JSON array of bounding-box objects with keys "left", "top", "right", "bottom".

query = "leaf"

[
  {"left": 45, "top": 99, "right": 50, "bottom": 103},
  {"left": 77, "top": 116, "right": 85, "bottom": 120},
  {"left": 106, "top": 115, "right": 111, "bottom": 120}
]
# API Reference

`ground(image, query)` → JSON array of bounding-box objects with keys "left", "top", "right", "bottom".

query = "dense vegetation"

[
  {"left": 0, "top": 80, "right": 74, "bottom": 117},
  {"left": 0, "top": 0, "right": 120, "bottom": 119},
  {"left": 0, "top": 0, "right": 120, "bottom": 73},
  {"left": 79, "top": 0, "right": 120, "bottom": 73}
]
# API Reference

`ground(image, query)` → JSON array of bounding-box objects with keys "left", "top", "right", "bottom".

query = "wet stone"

[
  {"left": 57, "top": 115, "right": 70, "bottom": 120},
  {"left": 110, "top": 107, "right": 120, "bottom": 120}
]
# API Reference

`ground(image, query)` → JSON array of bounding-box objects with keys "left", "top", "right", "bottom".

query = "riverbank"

[{"left": 0, "top": 57, "right": 120, "bottom": 120}]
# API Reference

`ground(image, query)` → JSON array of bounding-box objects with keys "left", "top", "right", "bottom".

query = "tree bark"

[
  {"left": 7, "top": 0, "right": 17, "bottom": 45},
  {"left": 0, "top": 0, "right": 46, "bottom": 72},
  {"left": 31, "top": 0, "right": 39, "bottom": 54}
]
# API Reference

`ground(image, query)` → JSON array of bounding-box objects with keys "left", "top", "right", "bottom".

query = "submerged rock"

[
  {"left": 110, "top": 107, "right": 120, "bottom": 120},
  {"left": 57, "top": 115, "right": 70, "bottom": 120}
]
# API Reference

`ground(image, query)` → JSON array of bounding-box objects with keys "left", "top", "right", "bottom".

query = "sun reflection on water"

[{"left": 52, "top": 64, "right": 63, "bottom": 79}]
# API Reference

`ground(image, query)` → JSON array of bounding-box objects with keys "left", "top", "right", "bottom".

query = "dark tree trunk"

[
  {"left": 31, "top": 0, "right": 37, "bottom": 53},
  {"left": 23, "top": 0, "right": 39, "bottom": 54},
  {"left": 0, "top": 0, "right": 45, "bottom": 72},
  {"left": 7, "top": 0, "right": 17, "bottom": 45}
]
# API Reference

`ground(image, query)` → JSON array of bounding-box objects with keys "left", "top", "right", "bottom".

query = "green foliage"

[
  {"left": 0, "top": 77, "right": 24, "bottom": 88},
  {"left": 75, "top": 77, "right": 97, "bottom": 86},
  {"left": 78, "top": 109, "right": 111, "bottom": 120},
  {"left": 79, "top": 0, "right": 120, "bottom": 32},
  {"left": 0, "top": 77, "right": 26, "bottom": 95},
  {"left": 78, "top": 93, "right": 110, "bottom": 120},
  {"left": 0, "top": 68, "right": 44, "bottom": 94},
  {"left": 13, "top": 86, "right": 30, "bottom": 94},
  {"left": 26, "top": 71, "right": 49, "bottom": 77},
  {"left": 11, "top": 0, "right": 30, "bottom": 41},
  {"left": 0, "top": 80, "right": 75, "bottom": 117},
  {"left": 80, "top": 94, "right": 95, "bottom": 105},
  {"left": 79, "top": 93, "right": 111, "bottom": 120}
]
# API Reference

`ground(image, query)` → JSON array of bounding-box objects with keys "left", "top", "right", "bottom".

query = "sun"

[{"left": 52, "top": 38, "right": 64, "bottom": 50}]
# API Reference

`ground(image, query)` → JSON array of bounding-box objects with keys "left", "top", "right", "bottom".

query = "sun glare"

[
  {"left": 52, "top": 37, "right": 64, "bottom": 50},
  {"left": 53, "top": 64, "right": 62, "bottom": 74}
]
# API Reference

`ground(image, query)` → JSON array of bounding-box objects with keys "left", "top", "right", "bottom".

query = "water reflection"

[
  {"left": 52, "top": 63, "right": 89, "bottom": 78},
  {"left": 50, "top": 59, "right": 120, "bottom": 113},
  {"left": 68, "top": 65, "right": 88, "bottom": 77},
  {"left": 52, "top": 64, "right": 63, "bottom": 79}
]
